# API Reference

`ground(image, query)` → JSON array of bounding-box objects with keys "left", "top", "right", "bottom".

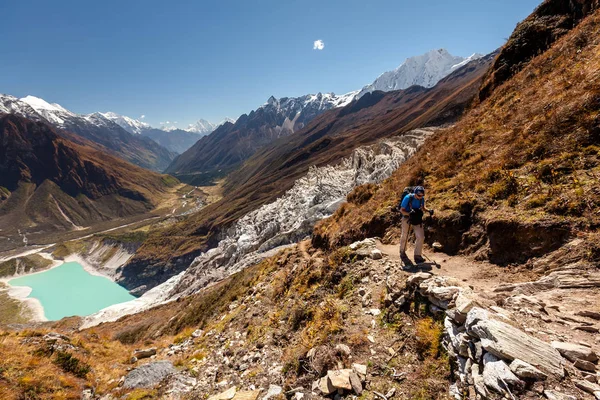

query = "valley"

[{"left": 2, "top": 0, "right": 600, "bottom": 399}]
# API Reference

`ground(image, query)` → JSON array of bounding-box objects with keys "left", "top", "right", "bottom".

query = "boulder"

[
  {"left": 371, "top": 249, "right": 383, "bottom": 260},
  {"left": 455, "top": 291, "right": 479, "bottom": 315},
  {"left": 551, "top": 341, "right": 598, "bottom": 363},
  {"left": 482, "top": 353, "right": 523, "bottom": 394},
  {"left": 262, "top": 385, "right": 283, "bottom": 400},
  {"left": 509, "top": 359, "right": 547, "bottom": 380},
  {"left": 123, "top": 360, "right": 176, "bottom": 389},
  {"left": 133, "top": 348, "right": 157, "bottom": 360},
  {"left": 466, "top": 308, "right": 564, "bottom": 378},
  {"left": 312, "top": 377, "right": 335, "bottom": 395},
  {"left": 327, "top": 369, "right": 352, "bottom": 390}
]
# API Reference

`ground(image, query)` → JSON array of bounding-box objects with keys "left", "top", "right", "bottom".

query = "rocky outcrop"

[
  {"left": 398, "top": 273, "right": 600, "bottom": 398},
  {"left": 123, "top": 360, "right": 177, "bottom": 389}
]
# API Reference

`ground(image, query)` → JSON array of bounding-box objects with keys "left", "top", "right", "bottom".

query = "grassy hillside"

[{"left": 314, "top": 3, "right": 600, "bottom": 265}]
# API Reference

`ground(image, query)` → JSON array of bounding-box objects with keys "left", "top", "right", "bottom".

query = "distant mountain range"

[
  {"left": 165, "top": 48, "right": 482, "bottom": 184},
  {"left": 0, "top": 95, "right": 176, "bottom": 171},
  {"left": 164, "top": 91, "right": 358, "bottom": 184},
  {"left": 357, "top": 49, "right": 483, "bottom": 98},
  {"left": 0, "top": 48, "right": 481, "bottom": 176}
]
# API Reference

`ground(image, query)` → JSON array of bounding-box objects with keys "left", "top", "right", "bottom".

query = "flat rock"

[
  {"left": 576, "top": 310, "right": 600, "bottom": 320},
  {"left": 575, "top": 380, "right": 600, "bottom": 394},
  {"left": 574, "top": 359, "right": 597, "bottom": 372},
  {"left": 466, "top": 308, "right": 564, "bottom": 378},
  {"left": 232, "top": 391, "right": 260, "bottom": 400},
  {"left": 123, "top": 360, "right": 176, "bottom": 389},
  {"left": 327, "top": 369, "right": 352, "bottom": 390},
  {"left": 510, "top": 359, "right": 547, "bottom": 380},
  {"left": 551, "top": 341, "right": 599, "bottom": 363},
  {"left": 544, "top": 390, "right": 577, "bottom": 400}
]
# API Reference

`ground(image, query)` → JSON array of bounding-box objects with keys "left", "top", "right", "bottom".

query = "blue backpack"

[{"left": 398, "top": 186, "right": 424, "bottom": 211}]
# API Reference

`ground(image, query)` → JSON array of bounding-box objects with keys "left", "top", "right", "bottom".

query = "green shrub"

[{"left": 54, "top": 351, "right": 90, "bottom": 378}]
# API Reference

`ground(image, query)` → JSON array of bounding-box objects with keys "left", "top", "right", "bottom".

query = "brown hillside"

[
  {"left": 314, "top": 5, "right": 600, "bottom": 265},
  {"left": 120, "top": 54, "right": 494, "bottom": 292},
  {"left": 479, "top": 0, "right": 600, "bottom": 101},
  {"left": 0, "top": 114, "right": 177, "bottom": 246}
]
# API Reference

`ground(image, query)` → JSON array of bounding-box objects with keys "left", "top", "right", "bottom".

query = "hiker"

[{"left": 398, "top": 186, "right": 433, "bottom": 263}]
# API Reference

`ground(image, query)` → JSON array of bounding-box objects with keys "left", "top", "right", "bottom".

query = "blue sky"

[{"left": 0, "top": 0, "right": 541, "bottom": 128}]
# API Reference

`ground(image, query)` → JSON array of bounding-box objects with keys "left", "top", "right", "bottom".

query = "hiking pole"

[{"left": 420, "top": 213, "right": 440, "bottom": 268}]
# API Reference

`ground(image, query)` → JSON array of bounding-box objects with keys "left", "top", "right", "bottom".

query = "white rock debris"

[
  {"left": 81, "top": 128, "right": 435, "bottom": 327},
  {"left": 173, "top": 128, "right": 436, "bottom": 297}
]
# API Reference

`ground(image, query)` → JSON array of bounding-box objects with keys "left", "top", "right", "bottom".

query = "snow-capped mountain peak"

[
  {"left": 357, "top": 49, "right": 483, "bottom": 98},
  {"left": 186, "top": 119, "right": 216, "bottom": 135},
  {"left": 20, "top": 95, "right": 71, "bottom": 114},
  {"left": 99, "top": 112, "right": 151, "bottom": 135},
  {"left": 20, "top": 95, "right": 75, "bottom": 125},
  {"left": 217, "top": 117, "right": 236, "bottom": 127},
  {"left": 450, "top": 53, "right": 485, "bottom": 71}
]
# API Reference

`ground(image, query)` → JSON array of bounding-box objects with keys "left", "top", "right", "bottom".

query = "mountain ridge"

[
  {"left": 0, "top": 95, "right": 176, "bottom": 172},
  {"left": 357, "top": 49, "right": 483, "bottom": 98},
  {"left": 0, "top": 114, "right": 177, "bottom": 246},
  {"left": 164, "top": 91, "right": 359, "bottom": 184}
]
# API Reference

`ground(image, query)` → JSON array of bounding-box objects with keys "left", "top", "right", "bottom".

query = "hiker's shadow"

[{"left": 400, "top": 256, "right": 437, "bottom": 272}]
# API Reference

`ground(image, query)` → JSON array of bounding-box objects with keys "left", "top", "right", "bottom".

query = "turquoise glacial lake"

[{"left": 8, "top": 261, "right": 135, "bottom": 321}]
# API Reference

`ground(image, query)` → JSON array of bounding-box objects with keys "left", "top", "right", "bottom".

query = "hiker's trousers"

[{"left": 400, "top": 217, "right": 424, "bottom": 257}]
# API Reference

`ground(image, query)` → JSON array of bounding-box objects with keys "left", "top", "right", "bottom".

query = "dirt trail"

[{"left": 376, "top": 240, "right": 507, "bottom": 292}]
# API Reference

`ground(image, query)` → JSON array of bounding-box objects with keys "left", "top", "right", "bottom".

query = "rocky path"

[{"left": 377, "top": 239, "right": 600, "bottom": 399}]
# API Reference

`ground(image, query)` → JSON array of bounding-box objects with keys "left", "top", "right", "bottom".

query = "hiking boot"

[
  {"left": 414, "top": 255, "right": 425, "bottom": 264},
  {"left": 400, "top": 251, "right": 408, "bottom": 258}
]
